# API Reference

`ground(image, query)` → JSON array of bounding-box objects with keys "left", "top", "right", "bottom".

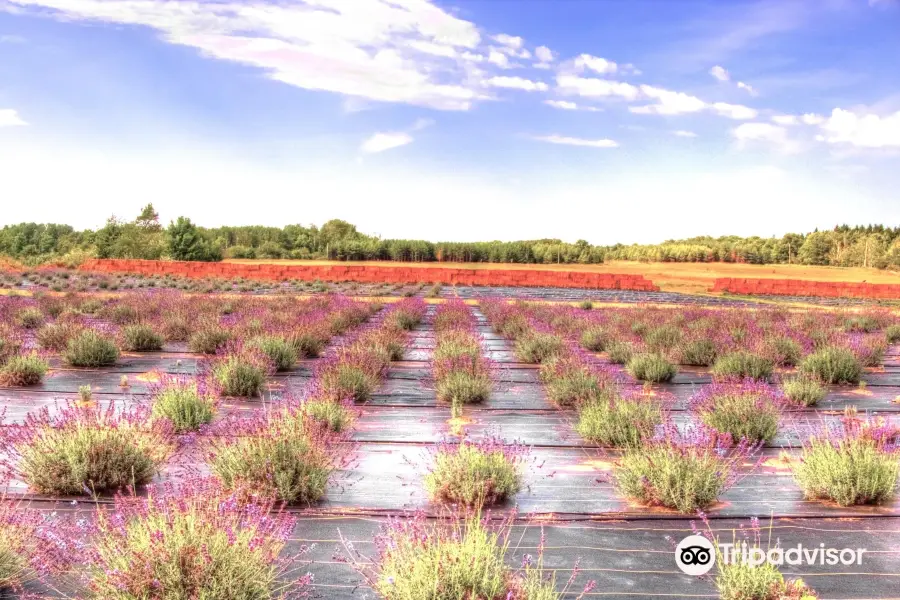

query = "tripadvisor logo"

[{"left": 675, "top": 534, "right": 867, "bottom": 576}]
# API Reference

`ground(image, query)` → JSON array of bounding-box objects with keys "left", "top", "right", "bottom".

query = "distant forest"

[{"left": 2, "top": 205, "right": 899, "bottom": 270}]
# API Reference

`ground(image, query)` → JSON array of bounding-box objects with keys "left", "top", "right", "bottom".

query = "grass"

[
  {"left": 692, "top": 381, "right": 783, "bottom": 444},
  {"left": 886, "top": 324, "right": 900, "bottom": 343},
  {"left": 87, "top": 481, "right": 305, "bottom": 599},
  {"left": 0, "top": 354, "right": 49, "bottom": 386},
  {"left": 4, "top": 403, "right": 173, "bottom": 495},
  {"left": 782, "top": 376, "right": 827, "bottom": 407},
  {"left": 424, "top": 439, "right": 524, "bottom": 507},
  {"left": 151, "top": 378, "right": 218, "bottom": 433},
  {"left": 63, "top": 329, "right": 120, "bottom": 367},
  {"left": 302, "top": 398, "right": 355, "bottom": 433},
  {"left": 248, "top": 335, "right": 298, "bottom": 371},
  {"left": 576, "top": 394, "right": 662, "bottom": 448},
  {"left": 626, "top": 353, "right": 676, "bottom": 383},
  {"left": 435, "top": 370, "right": 492, "bottom": 405},
  {"left": 209, "top": 411, "right": 337, "bottom": 504},
  {"left": 212, "top": 353, "right": 269, "bottom": 397},
  {"left": 514, "top": 332, "right": 565, "bottom": 364},
  {"left": 320, "top": 363, "right": 379, "bottom": 402},
  {"left": 711, "top": 351, "right": 774, "bottom": 381},
  {"left": 793, "top": 424, "right": 899, "bottom": 506},
  {"left": 678, "top": 338, "right": 718, "bottom": 366},
  {"left": 121, "top": 323, "right": 164, "bottom": 352},
  {"left": 799, "top": 346, "right": 862, "bottom": 384},
  {"left": 605, "top": 340, "right": 635, "bottom": 365},
  {"left": 188, "top": 325, "right": 231, "bottom": 354},
  {"left": 580, "top": 326, "right": 606, "bottom": 351}
]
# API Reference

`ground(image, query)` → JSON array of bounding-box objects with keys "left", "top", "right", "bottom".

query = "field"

[
  {"left": 228, "top": 258, "right": 900, "bottom": 294},
  {"left": 0, "top": 278, "right": 899, "bottom": 599}
]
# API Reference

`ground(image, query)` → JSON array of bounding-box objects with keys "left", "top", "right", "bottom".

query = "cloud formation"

[
  {"left": 0, "top": 109, "right": 27, "bottom": 126},
  {"left": 532, "top": 135, "right": 618, "bottom": 148},
  {"left": 360, "top": 132, "right": 414, "bottom": 153}
]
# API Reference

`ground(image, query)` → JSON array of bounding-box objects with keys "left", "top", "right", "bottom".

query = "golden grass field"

[{"left": 225, "top": 259, "right": 900, "bottom": 294}]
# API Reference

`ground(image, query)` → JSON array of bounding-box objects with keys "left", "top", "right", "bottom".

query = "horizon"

[{"left": 1, "top": 0, "right": 899, "bottom": 245}]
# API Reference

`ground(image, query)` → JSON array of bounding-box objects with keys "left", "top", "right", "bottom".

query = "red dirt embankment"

[
  {"left": 712, "top": 278, "right": 900, "bottom": 299},
  {"left": 79, "top": 259, "right": 660, "bottom": 291}
]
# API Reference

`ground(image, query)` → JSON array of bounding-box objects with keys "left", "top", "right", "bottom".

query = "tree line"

[{"left": 1, "top": 206, "right": 898, "bottom": 270}]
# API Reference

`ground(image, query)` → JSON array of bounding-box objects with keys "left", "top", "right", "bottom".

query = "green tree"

[{"left": 167, "top": 217, "right": 220, "bottom": 262}]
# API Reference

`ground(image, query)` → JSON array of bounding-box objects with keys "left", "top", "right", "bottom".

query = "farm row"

[{"left": 0, "top": 291, "right": 899, "bottom": 598}]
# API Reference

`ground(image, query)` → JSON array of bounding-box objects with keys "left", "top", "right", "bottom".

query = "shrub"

[
  {"left": 0, "top": 403, "right": 173, "bottom": 495},
  {"left": 150, "top": 377, "right": 218, "bottom": 433},
  {"left": 792, "top": 422, "right": 899, "bottom": 506},
  {"left": 644, "top": 325, "right": 682, "bottom": 353},
  {"left": 843, "top": 314, "right": 879, "bottom": 333},
  {"left": 209, "top": 411, "right": 338, "bottom": 504},
  {"left": 121, "top": 324, "right": 164, "bottom": 352},
  {"left": 764, "top": 336, "right": 802, "bottom": 367},
  {"left": 248, "top": 335, "right": 298, "bottom": 371},
  {"left": 886, "top": 324, "right": 900, "bottom": 343},
  {"left": 711, "top": 351, "right": 773, "bottom": 381},
  {"left": 514, "top": 332, "right": 565, "bottom": 364},
  {"left": 0, "top": 502, "right": 69, "bottom": 594},
  {"left": 387, "top": 298, "right": 427, "bottom": 331},
  {"left": 605, "top": 340, "right": 635, "bottom": 365},
  {"left": 799, "top": 346, "right": 862, "bottom": 384},
  {"left": 161, "top": 313, "right": 192, "bottom": 341},
  {"left": 626, "top": 353, "right": 676, "bottom": 383},
  {"left": 302, "top": 398, "right": 355, "bottom": 433},
  {"left": 615, "top": 426, "right": 757, "bottom": 513},
  {"left": 678, "top": 338, "right": 718, "bottom": 366},
  {"left": 435, "top": 371, "right": 492, "bottom": 405},
  {"left": 691, "top": 381, "right": 784, "bottom": 444},
  {"left": 782, "top": 376, "right": 827, "bottom": 407},
  {"left": 36, "top": 321, "right": 83, "bottom": 351},
  {"left": 16, "top": 307, "right": 43, "bottom": 329},
  {"left": 320, "top": 363, "right": 378, "bottom": 402},
  {"left": 212, "top": 353, "right": 269, "bottom": 397},
  {"left": 64, "top": 330, "right": 120, "bottom": 367},
  {"left": 286, "top": 330, "right": 327, "bottom": 358},
  {"left": 578, "top": 300, "right": 593, "bottom": 310},
  {"left": 576, "top": 394, "right": 662, "bottom": 448},
  {"left": 424, "top": 438, "right": 525, "bottom": 507},
  {"left": 107, "top": 304, "right": 140, "bottom": 325},
  {"left": 0, "top": 354, "right": 49, "bottom": 386},
  {"left": 717, "top": 561, "right": 817, "bottom": 600},
  {"left": 86, "top": 481, "right": 308, "bottom": 600},
  {"left": 580, "top": 326, "right": 607, "bottom": 351},
  {"left": 188, "top": 325, "right": 231, "bottom": 354}
]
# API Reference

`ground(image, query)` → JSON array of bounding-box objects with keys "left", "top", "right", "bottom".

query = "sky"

[{"left": 0, "top": 0, "right": 899, "bottom": 245}]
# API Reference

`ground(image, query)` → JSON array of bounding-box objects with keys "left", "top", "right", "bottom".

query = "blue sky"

[{"left": 1, "top": 0, "right": 899, "bottom": 244}]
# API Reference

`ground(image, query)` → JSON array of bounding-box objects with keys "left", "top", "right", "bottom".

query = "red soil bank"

[
  {"left": 712, "top": 278, "right": 900, "bottom": 299},
  {"left": 79, "top": 259, "right": 660, "bottom": 291}
]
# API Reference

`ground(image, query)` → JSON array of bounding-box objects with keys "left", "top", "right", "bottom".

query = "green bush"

[
  {"left": 121, "top": 324, "right": 164, "bottom": 352},
  {"left": 765, "top": 337, "right": 802, "bottom": 367},
  {"left": 321, "top": 364, "right": 378, "bottom": 403},
  {"left": 578, "top": 300, "right": 593, "bottom": 310},
  {"left": 695, "top": 389, "right": 782, "bottom": 444},
  {"left": 209, "top": 415, "right": 333, "bottom": 504},
  {"left": 36, "top": 321, "right": 83, "bottom": 351},
  {"left": 716, "top": 560, "right": 816, "bottom": 600},
  {"left": 544, "top": 368, "right": 605, "bottom": 407},
  {"left": 16, "top": 308, "right": 43, "bottom": 329},
  {"left": 286, "top": 331, "right": 327, "bottom": 358},
  {"left": 435, "top": 371, "right": 492, "bottom": 405},
  {"left": 424, "top": 441, "right": 523, "bottom": 506},
  {"left": 576, "top": 396, "right": 662, "bottom": 448},
  {"left": 0, "top": 354, "right": 49, "bottom": 386},
  {"left": 303, "top": 399, "right": 354, "bottom": 433},
  {"left": 151, "top": 381, "right": 216, "bottom": 433},
  {"left": 513, "top": 333, "right": 565, "bottom": 364},
  {"left": 782, "top": 376, "right": 827, "bottom": 407},
  {"left": 248, "top": 336, "right": 297, "bottom": 371},
  {"left": 626, "top": 354, "right": 676, "bottom": 383},
  {"left": 678, "top": 339, "right": 718, "bottom": 366},
  {"left": 188, "top": 326, "right": 231, "bottom": 354},
  {"left": 799, "top": 347, "right": 862, "bottom": 384},
  {"left": 580, "top": 326, "right": 607, "bottom": 351},
  {"left": 711, "top": 351, "right": 773, "bottom": 380},
  {"left": 644, "top": 325, "right": 682, "bottom": 353},
  {"left": 605, "top": 340, "right": 635, "bottom": 365},
  {"left": 793, "top": 435, "right": 899, "bottom": 506},
  {"left": 213, "top": 355, "right": 267, "bottom": 397},
  {"left": 843, "top": 315, "right": 880, "bottom": 333},
  {"left": 64, "top": 330, "right": 120, "bottom": 367},
  {"left": 886, "top": 324, "right": 900, "bottom": 344}
]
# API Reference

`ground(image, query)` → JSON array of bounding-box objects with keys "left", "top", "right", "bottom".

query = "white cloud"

[
  {"left": 733, "top": 122, "right": 800, "bottom": 153},
  {"left": 492, "top": 33, "right": 523, "bottom": 48},
  {"left": 711, "top": 102, "right": 757, "bottom": 120},
  {"left": 801, "top": 113, "right": 826, "bottom": 125},
  {"left": 7, "top": 0, "right": 490, "bottom": 111},
  {"left": 532, "top": 135, "right": 618, "bottom": 148},
  {"left": 630, "top": 85, "right": 706, "bottom": 115},
  {"left": 556, "top": 75, "right": 640, "bottom": 100},
  {"left": 818, "top": 108, "right": 900, "bottom": 148},
  {"left": 487, "top": 49, "right": 511, "bottom": 68},
  {"left": 543, "top": 99, "right": 601, "bottom": 112},
  {"left": 736, "top": 81, "right": 757, "bottom": 95},
  {"left": 486, "top": 76, "right": 548, "bottom": 92},
  {"left": 772, "top": 114, "right": 799, "bottom": 126},
  {"left": 534, "top": 45, "right": 554, "bottom": 63},
  {"left": 672, "top": 130, "right": 698, "bottom": 138},
  {"left": 572, "top": 53, "right": 618, "bottom": 75},
  {"left": 710, "top": 65, "right": 730, "bottom": 82},
  {"left": 0, "top": 109, "right": 27, "bottom": 127},
  {"left": 360, "top": 131, "right": 414, "bottom": 153}
]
